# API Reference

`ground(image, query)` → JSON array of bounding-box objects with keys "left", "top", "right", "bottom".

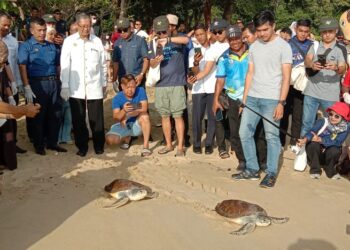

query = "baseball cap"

[
  {"left": 319, "top": 17, "right": 339, "bottom": 31},
  {"left": 116, "top": 17, "right": 130, "bottom": 29},
  {"left": 211, "top": 19, "right": 229, "bottom": 31},
  {"left": 227, "top": 25, "right": 242, "bottom": 38},
  {"left": 153, "top": 16, "right": 169, "bottom": 32},
  {"left": 166, "top": 14, "right": 178, "bottom": 25},
  {"left": 42, "top": 14, "right": 56, "bottom": 23}
]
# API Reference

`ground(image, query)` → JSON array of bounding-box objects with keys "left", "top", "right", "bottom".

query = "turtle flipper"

[
  {"left": 269, "top": 216, "right": 289, "bottom": 224},
  {"left": 146, "top": 191, "right": 159, "bottom": 199},
  {"left": 103, "top": 197, "right": 130, "bottom": 209},
  {"left": 230, "top": 222, "right": 256, "bottom": 235}
]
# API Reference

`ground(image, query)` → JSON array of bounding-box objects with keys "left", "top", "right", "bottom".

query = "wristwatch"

[{"left": 278, "top": 100, "right": 286, "bottom": 106}]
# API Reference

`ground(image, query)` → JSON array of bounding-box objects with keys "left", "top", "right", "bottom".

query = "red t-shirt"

[{"left": 111, "top": 32, "right": 120, "bottom": 46}]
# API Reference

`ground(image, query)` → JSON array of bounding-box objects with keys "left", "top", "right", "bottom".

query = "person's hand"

[
  {"left": 297, "top": 137, "right": 307, "bottom": 146},
  {"left": 343, "top": 92, "right": 350, "bottom": 104},
  {"left": 54, "top": 34, "right": 64, "bottom": 45},
  {"left": 123, "top": 102, "right": 134, "bottom": 113},
  {"left": 157, "top": 38, "right": 167, "bottom": 47},
  {"left": 10, "top": 82, "right": 18, "bottom": 96},
  {"left": 22, "top": 103, "right": 41, "bottom": 118},
  {"left": 135, "top": 74, "right": 144, "bottom": 85},
  {"left": 152, "top": 55, "right": 164, "bottom": 66},
  {"left": 311, "top": 132, "right": 322, "bottom": 143},
  {"left": 24, "top": 85, "right": 36, "bottom": 103},
  {"left": 8, "top": 96, "right": 16, "bottom": 106},
  {"left": 273, "top": 103, "right": 284, "bottom": 120},
  {"left": 60, "top": 88, "right": 70, "bottom": 101},
  {"left": 212, "top": 99, "right": 223, "bottom": 115},
  {"left": 194, "top": 52, "right": 203, "bottom": 64},
  {"left": 187, "top": 75, "right": 197, "bottom": 84},
  {"left": 312, "top": 62, "right": 323, "bottom": 71},
  {"left": 324, "top": 62, "right": 338, "bottom": 71}
]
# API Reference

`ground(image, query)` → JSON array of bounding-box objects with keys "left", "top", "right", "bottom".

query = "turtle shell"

[
  {"left": 104, "top": 179, "right": 152, "bottom": 194},
  {"left": 215, "top": 199, "right": 267, "bottom": 219}
]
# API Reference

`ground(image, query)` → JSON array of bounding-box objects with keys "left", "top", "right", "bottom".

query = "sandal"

[
  {"left": 175, "top": 150, "right": 185, "bottom": 157},
  {"left": 141, "top": 148, "right": 152, "bottom": 157},
  {"left": 158, "top": 147, "right": 174, "bottom": 155},
  {"left": 219, "top": 150, "right": 230, "bottom": 159},
  {"left": 120, "top": 138, "right": 132, "bottom": 150}
]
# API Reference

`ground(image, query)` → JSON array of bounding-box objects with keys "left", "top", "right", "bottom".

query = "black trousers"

[
  {"left": 69, "top": 98, "right": 105, "bottom": 152},
  {"left": 30, "top": 79, "right": 62, "bottom": 150},
  {"left": 280, "top": 86, "right": 304, "bottom": 146},
  {"left": 306, "top": 142, "right": 340, "bottom": 177},
  {"left": 0, "top": 120, "right": 17, "bottom": 170},
  {"left": 192, "top": 93, "right": 215, "bottom": 147},
  {"left": 216, "top": 98, "right": 267, "bottom": 164}
]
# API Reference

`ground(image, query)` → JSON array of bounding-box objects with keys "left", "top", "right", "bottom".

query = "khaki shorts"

[{"left": 155, "top": 86, "right": 186, "bottom": 117}]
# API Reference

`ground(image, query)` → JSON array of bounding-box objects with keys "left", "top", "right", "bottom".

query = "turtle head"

[
  {"left": 129, "top": 189, "right": 148, "bottom": 201},
  {"left": 256, "top": 215, "right": 271, "bottom": 227}
]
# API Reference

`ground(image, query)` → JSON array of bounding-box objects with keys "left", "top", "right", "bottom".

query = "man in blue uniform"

[{"left": 18, "top": 17, "right": 66, "bottom": 155}]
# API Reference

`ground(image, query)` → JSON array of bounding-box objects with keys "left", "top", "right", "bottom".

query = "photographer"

[{"left": 105, "top": 74, "right": 151, "bottom": 157}]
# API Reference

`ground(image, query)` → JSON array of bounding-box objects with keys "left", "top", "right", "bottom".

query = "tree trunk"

[
  {"left": 119, "top": 0, "right": 126, "bottom": 18},
  {"left": 222, "top": 0, "right": 233, "bottom": 22},
  {"left": 203, "top": 0, "right": 212, "bottom": 28}
]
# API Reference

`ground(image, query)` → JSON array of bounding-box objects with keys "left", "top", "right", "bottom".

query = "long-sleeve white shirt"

[
  {"left": 1, "top": 34, "right": 23, "bottom": 86},
  {"left": 60, "top": 33, "right": 107, "bottom": 100}
]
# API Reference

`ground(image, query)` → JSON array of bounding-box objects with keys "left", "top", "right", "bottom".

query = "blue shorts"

[{"left": 106, "top": 121, "right": 142, "bottom": 138}]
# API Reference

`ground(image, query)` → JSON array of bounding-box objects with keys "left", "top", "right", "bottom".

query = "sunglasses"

[
  {"left": 156, "top": 31, "right": 167, "bottom": 36},
  {"left": 328, "top": 111, "right": 341, "bottom": 119},
  {"left": 213, "top": 30, "right": 224, "bottom": 35},
  {"left": 117, "top": 28, "right": 129, "bottom": 33}
]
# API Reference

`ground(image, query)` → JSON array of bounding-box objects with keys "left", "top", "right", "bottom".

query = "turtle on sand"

[
  {"left": 215, "top": 199, "right": 289, "bottom": 235},
  {"left": 103, "top": 179, "right": 158, "bottom": 208}
]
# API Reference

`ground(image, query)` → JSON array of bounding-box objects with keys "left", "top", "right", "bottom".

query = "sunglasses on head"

[
  {"left": 328, "top": 111, "right": 341, "bottom": 119},
  {"left": 117, "top": 28, "right": 129, "bottom": 33},
  {"left": 156, "top": 31, "right": 167, "bottom": 36},
  {"left": 213, "top": 30, "right": 224, "bottom": 35}
]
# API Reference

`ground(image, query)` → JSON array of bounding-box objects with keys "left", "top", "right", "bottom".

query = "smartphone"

[
  {"left": 131, "top": 103, "right": 142, "bottom": 110},
  {"left": 188, "top": 68, "right": 195, "bottom": 78},
  {"left": 156, "top": 45, "right": 163, "bottom": 56},
  {"left": 194, "top": 47, "right": 202, "bottom": 56},
  {"left": 317, "top": 54, "right": 326, "bottom": 66},
  {"left": 215, "top": 109, "right": 223, "bottom": 121}
]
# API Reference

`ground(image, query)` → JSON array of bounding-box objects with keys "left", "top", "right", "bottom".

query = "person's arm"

[
  {"left": 273, "top": 63, "right": 292, "bottom": 120},
  {"left": 135, "top": 58, "right": 149, "bottom": 86},
  {"left": 212, "top": 78, "right": 225, "bottom": 115},
  {"left": 242, "top": 62, "right": 254, "bottom": 105},
  {"left": 99, "top": 41, "right": 107, "bottom": 88},
  {"left": 195, "top": 61, "right": 214, "bottom": 80},
  {"left": 113, "top": 108, "right": 127, "bottom": 122},
  {"left": 158, "top": 36, "right": 189, "bottom": 45},
  {"left": 0, "top": 102, "right": 40, "bottom": 118},
  {"left": 19, "top": 64, "right": 29, "bottom": 87},
  {"left": 60, "top": 38, "right": 71, "bottom": 89}
]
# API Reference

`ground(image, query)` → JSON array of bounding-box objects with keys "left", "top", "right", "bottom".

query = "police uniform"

[{"left": 18, "top": 36, "right": 62, "bottom": 152}]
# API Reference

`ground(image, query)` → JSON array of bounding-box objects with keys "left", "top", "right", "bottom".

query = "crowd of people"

[{"left": 0, "top": 7, "right": 350, "bottom": 188}]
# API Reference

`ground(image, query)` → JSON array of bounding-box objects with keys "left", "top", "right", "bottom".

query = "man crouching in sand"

[{"left": 105, "top": 74, "right": 151, "bottom": 156}]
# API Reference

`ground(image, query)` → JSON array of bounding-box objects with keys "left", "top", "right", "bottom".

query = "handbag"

[
  {"left": 146, "top": 39, "right": 160, "bottom": 87},
  {"left": 290, "top": 64, "right": 308, "bottom": 92}
]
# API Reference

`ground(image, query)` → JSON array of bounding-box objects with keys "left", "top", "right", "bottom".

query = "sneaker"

[
  {"left": 236, "top": 162, "right": 246, "bottom": 174},
  {"left": 310, "top": 173, "right": 321, "bottom": 179},
  {"left": 232, "top": 170, "right": 260, "bottom": 180},
  {"left": 259, "top": 174, "right": 277, "bottom": 188},
  {"left": 331, "top": 173, "right": 341, "bottom": 180}
]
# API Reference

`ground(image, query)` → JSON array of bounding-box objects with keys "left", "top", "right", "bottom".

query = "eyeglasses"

[
  {"left": 156, "top": 31, "right": 167, "bottom": 36},
  {"left": 213, "top": 30, "right": 224, "bottom": 35},
  {"left": 78, "top": 24, "right": 91, "bottom": 30},
  {"left": 328, "top": 111, "right": 341, "bottom": 119},
  {"left": 117, "top": 28, "right": 129, "bottom": 33},
  {"left": 135, "top": 23, "right": 141, "bottom": 26}
]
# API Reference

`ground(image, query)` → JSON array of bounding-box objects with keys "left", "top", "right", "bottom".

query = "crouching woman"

[{"left": 298, "top": 102, "right": 350, "bottom": 179}]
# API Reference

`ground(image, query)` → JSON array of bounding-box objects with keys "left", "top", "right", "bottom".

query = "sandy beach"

[{"left": 0, "top": 87, "right": 349, "bottom": 250}]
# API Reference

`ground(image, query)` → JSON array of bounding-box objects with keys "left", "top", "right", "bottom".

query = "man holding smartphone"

[
  {"left": 105, "top": 74, "right": 151, "bottom": 157},
  {"left": 302, "top": 18, "right": 347, "bottom": 139}
]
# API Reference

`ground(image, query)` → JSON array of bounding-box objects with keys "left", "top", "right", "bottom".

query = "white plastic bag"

[
  {"left": 291, "top": 64, "right": 308, "bottom": 92},
  {"left": 294, "top": 146, "right": 307, "bottom": 171},
  {"left": 146, "top": 38, "right": 160, "bottom": 87}
]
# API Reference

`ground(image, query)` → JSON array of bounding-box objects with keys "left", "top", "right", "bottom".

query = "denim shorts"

[{"left": 106, "top": 120, "right": 142, "bottom": 138}]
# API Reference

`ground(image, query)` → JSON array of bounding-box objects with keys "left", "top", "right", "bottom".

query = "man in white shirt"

[
  {"left": 134, "top": 20, "right": 149, "bottom": 39},
  {"left": 60, "top": 13, "right": 107, "bottom": 157}
]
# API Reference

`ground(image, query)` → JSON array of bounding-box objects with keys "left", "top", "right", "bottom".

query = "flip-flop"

[
  {"left": 219, "top": 151, "right": 230, "bottom": 159},
  {"left": 158, "top": 147, "right": 174, "bottom": 155},
  {"left": 141, "top": 148, "right": 152, "bottom": 157},
  {"left": 175, "top": 150, "right": 185, "bottom": 157}
]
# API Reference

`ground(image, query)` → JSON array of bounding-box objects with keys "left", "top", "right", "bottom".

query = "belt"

[{"left": 30, "top": 75, "right": 58, "bottom": 81}]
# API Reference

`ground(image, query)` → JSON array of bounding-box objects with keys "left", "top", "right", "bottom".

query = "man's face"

[
  {"left": 31, "top": 10, "right": 39, "bottom": 18},
  {"left": 242, "top": 29, "right": 256, "bottom": 45},
  {"left": 169, "top": 24, "right": 177, "bottom": 34},
  {"left": 213, "top": 29, "right": 226, "bottom": 43},
  {"left": 280, "top": 31, "right": 291, "bottom": 41},
  {"left": 122, "top": 80, "right": 137, "bottom": 98},
  {"left": 0, "top": 16, "right": 11, "bottom": 37},
  {"left": 229, "top": 36, "right": 244, "bottom": 52},
  {"left": 194, "top": 28, "right": 207, "bottom": 45},
  {"left": 135, "top": 21, "right": 142, "bottom": 30},
  {"left": 156, "top": 30, "right": 168, "bottom": 39},
  {"left": 321, "top": 30, "right": 337, "bottom": 43},
  {"left": 119, "top": 27, "right": 131, "bottom": 40},
  {"left": 256, "top": 22, "right": 275, "bottom": 42},
  {"left": 30, "top": 23, "right": 46, "bottom": 42},
  {"left": 54, "top": 12, "right": 61, "bottom": 21},
  {"left": 295, "top": 25, "right": 310, "bottom": 42},
  {"left": 77, "top": 18, "right": 91, "bottom": 38}
]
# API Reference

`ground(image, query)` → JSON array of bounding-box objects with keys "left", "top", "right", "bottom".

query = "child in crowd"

[{"left": 298, "top": 102, "right": 350, "bottom": 179}]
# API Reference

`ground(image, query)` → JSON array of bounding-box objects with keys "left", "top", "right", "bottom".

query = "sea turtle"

[
  {"left": 103, "top": 179, "right": 158, "bottom": 208},
  {"left": 215, "top": 199, "right": 289, "bottom": 235}
]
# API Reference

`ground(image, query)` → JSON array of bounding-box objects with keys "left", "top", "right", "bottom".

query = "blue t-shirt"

[
  {"left": 148, "top": 38, "right": 187, "bottom": 87},
  {"left": 289, "top": 36, "right": 313, "bottom": 67},
  {"left": 112, "top": 87, "right": 147, "bottom": 123},
  {"left": 216, "top": 48, "right": 249, "bottom": 100}
]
